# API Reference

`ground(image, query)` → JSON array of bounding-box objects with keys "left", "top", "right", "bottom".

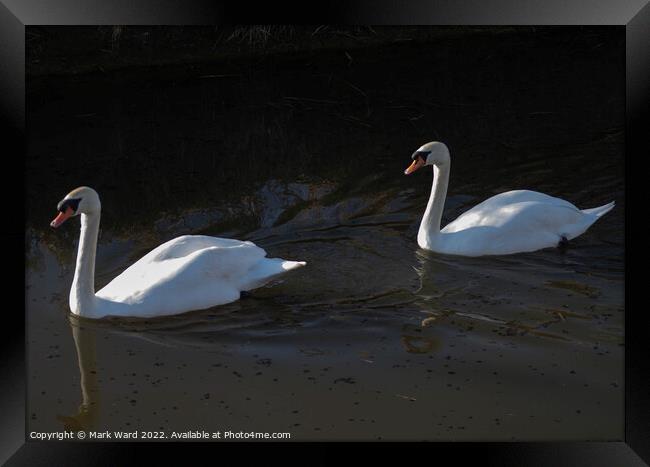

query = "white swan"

[
  {"left": 50, "top": 186, "right": 306, "bottom": 319},
  {"left": 404, "top": 142, "right": 615, "bottom": 257}
]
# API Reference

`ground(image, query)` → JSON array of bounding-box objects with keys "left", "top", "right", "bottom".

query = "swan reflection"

[{"left": 57, "top": 315, "right": 99, "bottom": 432}]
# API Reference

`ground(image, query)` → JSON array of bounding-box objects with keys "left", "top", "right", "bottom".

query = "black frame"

[{"left": 3, "top": 1, "right": 648, "bottom": 465}]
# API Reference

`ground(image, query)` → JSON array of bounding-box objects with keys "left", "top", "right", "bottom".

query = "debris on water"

[{"left": 396, "top": 394, "right": 417, "bottom": 402}]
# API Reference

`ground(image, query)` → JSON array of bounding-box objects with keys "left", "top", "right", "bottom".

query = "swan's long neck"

[
  {"left": 70, "top": 212, "right": 100, "bottom": 317},
  {"left": 417, "top": 163, "right": 450, "bottom": 247}
]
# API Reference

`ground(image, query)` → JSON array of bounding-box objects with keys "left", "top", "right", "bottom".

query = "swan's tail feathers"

[
  {"left": 281, "top": 260, "right": 307, "bottom": 272},
  {"left": 582, "top": 201, "right": 615, "bottom": 218},
  {"left": 241, "top": 259, "right": 306, "bottom": 291}
]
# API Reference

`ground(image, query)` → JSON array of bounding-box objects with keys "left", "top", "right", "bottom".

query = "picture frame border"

[{"left": 2, "top": 1, "right": 646, "bottom": 464}]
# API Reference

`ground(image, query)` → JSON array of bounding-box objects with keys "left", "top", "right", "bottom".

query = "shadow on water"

[{"left": 27, "top": 28, "right": 624, "bottom": 440}]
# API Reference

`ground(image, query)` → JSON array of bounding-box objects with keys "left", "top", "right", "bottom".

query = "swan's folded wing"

[
  {"left": 443, "top": 190, "right": 579, "bottom": 233},
  {"left": 96, "top": 236, "right": 267, "bottom": 303},
  {"left": 143, "top": 235, "right": 266, "bottom": 263}
]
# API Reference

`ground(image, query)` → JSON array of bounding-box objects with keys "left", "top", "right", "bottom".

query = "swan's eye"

[
  {"left": 412, "top": 151, "right": 430, "bottom": 161},
  {"left": 57, "top": 198, "right": 82, "bottom": 213}
]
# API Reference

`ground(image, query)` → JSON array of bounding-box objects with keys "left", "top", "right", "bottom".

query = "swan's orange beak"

[
  {"left": 404, "top": 157, "right": 425, "bottom": 175},
  {"left": 51, "top": 206, "right": 74, "bottom": 228}
]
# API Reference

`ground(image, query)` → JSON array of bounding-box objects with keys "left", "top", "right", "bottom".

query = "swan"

[
  {"left": 50, "top": 186, "right": 306, "bottom": 319},
  {"left": 404, "top": 142, "right": 615, "bottom": 257}
]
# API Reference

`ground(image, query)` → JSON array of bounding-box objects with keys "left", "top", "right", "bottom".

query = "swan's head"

[
  {"left": 50, "top": 186, "right": 101, "bottom": 228},
  {"left": 404, "top": 141, "right": 450, "bottom": 175}
]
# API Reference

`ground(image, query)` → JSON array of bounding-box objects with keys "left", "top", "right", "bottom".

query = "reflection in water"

[
  {"left": 69, "top": 299, "right": 293, "bottom": 351},
  {"left": 410, "top": 247, "right": 622, "bottom": 348},
  {"left": 57, "top": 316, "right": 99, "bottom": 432},
  {"left": 400, "top": 333, "right": 440, "bottom": 354}
]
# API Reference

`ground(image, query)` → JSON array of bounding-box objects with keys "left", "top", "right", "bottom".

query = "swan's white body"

[
  {"left": 408, "top": 142, "right": 615, "bottom": 257},
  {"left": 93, "top": 235, "right": 305, "bottom": 319},
  {"left": 54, "top": 187, "right": 305, "bottom": 319}
]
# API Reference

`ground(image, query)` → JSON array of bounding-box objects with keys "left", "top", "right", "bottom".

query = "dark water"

[{"left": 26, "top": 29, "right": 624, "bottom": 440}]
